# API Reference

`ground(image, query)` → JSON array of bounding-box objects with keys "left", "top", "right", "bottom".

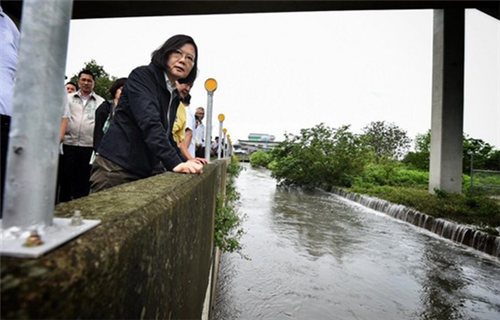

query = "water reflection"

[
  {"left": 214, "top": 165, "right": 500, "bottom": 320},
  {"left": 418, "top": 245, "right": 468, "bottom": 319},
  {"left": 270, "top": 188, "right": 363, "bottom": 262},
  {"left": 416, "top": 241, "right": 500, "bottom": 320}
]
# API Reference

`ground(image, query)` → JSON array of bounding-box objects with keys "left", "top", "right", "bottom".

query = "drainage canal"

[{"left": 214, "top": 164, "right": 500, "bottom": 320}]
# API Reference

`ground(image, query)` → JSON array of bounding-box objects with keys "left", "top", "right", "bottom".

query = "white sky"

[{"left": 65, "top": 9, "right": 500, "bottom": 148}]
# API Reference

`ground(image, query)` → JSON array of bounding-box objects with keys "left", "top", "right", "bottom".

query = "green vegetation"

[
  {"left": 402, "top": 130, "right": 500, "bottom": 173},
  {"left": 354, "top": 161, "right": 429, "bottom": 188},
  {"left": 253, "top": 122, "right": 500, "bottom": 230},
  {"left": 270, "top": 124, "right": 369, "bottom": 188},
  {"left": 250, "top": 150, "right": 273, "bottom": 168},
  {"left": 471, "top": 170, "right": 500, "bottom": 192},
  {"left": 360, "top": 120, "right": 411, "bottom": 160},
  {"left": 214, "top": 156, "right": 244, "bottom": 252},
  {"left": 349, "top": 185, "right": 499, "bottom": 231}
]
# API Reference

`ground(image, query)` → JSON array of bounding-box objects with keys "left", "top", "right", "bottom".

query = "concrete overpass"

[
  {"left": 2, "top": 0, "right": 499, "bottom": 195},
  {"left": 3, "top": 1, "right": 499, "bottom": 21}
]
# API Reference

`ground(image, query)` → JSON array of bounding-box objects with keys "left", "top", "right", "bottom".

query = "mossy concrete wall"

[{"left": 1, "top": 161, "right": 227, "bottom": 319}]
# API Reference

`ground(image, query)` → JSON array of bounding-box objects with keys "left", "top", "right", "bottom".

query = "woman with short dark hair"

[
  {"left": 151, "top": 35, "right": 198, "bottom": 85},
  {"left": 90, "top": 35, "right": 204, "bottom": 192}
]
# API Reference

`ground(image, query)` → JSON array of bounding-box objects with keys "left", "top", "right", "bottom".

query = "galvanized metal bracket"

[{"left": 0, "top": 218, "right": 100, "bottom": 258}]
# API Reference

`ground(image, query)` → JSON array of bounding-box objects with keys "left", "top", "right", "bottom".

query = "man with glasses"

[{"left": 59, "top": 70, "right": 104, "bottom": 201}]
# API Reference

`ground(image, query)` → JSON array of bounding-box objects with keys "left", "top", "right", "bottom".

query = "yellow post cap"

[
  {"left": 205, "top": 78, "right": 218, "bottom": 92},
  {"left": 222, "top": 128, "right": 227, "bottom": 134},
  {"left": 218, "top": 113, "right": 225, "bottom": 122}
]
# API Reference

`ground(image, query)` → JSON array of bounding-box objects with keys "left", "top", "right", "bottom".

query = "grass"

[
  {"left": 470, "top": 170, "right": 500, "bottom": 195},
  {"left": 348, "top": 184, "right": 500, "bottom": 233}
]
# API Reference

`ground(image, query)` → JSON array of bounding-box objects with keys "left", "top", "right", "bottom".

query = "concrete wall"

[{"left": 1, "top": 161, "right": 227, "bottom": 319}]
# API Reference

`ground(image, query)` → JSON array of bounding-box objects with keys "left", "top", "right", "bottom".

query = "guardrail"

[{"left": 471, "top": 169, "right": 500, "bottom": 191}]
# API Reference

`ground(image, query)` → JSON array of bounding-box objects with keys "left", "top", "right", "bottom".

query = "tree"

[
  {"left": 270, "top": 123, "right": 369, "bottom": 188},
  {"left": 402, "top": 130, "right": 430, "bottom": 170},
  {"left": 360, "top": 121, "right": 411, "bottom": 160},
  {"left": 414, "top": 130, "right": 431, "bottom": 153},
  {"left": 71, "top": 59, "right": 116, "bottom": 100},
  {"left": 463, "top": 135, "right": 495, "bottom": 173},
  {"left": 484, "top": 150, "right": 500, "bottom": 171},
  {"left": 402, "top": 131, "right": 500, "bottom": 173}
]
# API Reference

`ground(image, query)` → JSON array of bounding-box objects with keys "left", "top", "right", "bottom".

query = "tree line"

[
  {"left": 249, "top": 121, "right": 500, "bottom": 229},
  {"left": 250, "top": 121, "right": 500, "bottom": 189}
]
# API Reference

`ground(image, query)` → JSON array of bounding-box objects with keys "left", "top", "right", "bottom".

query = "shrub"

[
  {"left": 249, "top": 150, "right": 272, "bottom": 168},
  {"left": 270, "top": 124, "right": 370, "bottom": 189},
  {"left": 355, "top": 162, "right": 428, "bottom": 188}
]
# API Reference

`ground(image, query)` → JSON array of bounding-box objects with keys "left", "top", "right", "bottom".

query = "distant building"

[
  {"left": 238, "top": 133, "right": 279, "bottom": 154},
  {"left": 248, "top": 133, "right": 275, "bottom": 142}
]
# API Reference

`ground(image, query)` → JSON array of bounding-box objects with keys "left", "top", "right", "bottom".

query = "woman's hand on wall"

[{"left": 173, "top": 159, "right": 204, "bottom": 174}]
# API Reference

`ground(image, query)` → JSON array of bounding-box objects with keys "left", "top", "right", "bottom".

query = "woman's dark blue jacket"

[{"left": 97, "top": 63, "right": 186, "bottom": 178}]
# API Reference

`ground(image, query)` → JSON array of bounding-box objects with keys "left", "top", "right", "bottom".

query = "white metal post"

[
  {"left": 203, "top": 79, "right": 217, "bottom": 161},
  {"left": 2, "top": 0, "right": 73, "bottom": 229},
  {"left": 204, "top": 91, "right": 213, "bottom": 161},
  {"left": 1, "top": 1, "right": 102, "bottom": 258}
]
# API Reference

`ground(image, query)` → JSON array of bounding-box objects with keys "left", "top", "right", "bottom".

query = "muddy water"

[{"left": 214, "top": 164, "right": 500, "bottom": 320}]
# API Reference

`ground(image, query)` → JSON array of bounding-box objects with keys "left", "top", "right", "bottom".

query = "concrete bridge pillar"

[{"left": 429, "top": 9, "right": 465, "bottom": 194}]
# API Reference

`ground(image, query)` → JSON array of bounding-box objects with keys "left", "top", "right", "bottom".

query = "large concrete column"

[{"left": 429, "top": 9, "right": 465, "bottom": 194}]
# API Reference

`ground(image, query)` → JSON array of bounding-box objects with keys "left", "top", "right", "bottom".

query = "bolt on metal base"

[{"left": 1, "top": 217, "right": 100, "bottom": 258}]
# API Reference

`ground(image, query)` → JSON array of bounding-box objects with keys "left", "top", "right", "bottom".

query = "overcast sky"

[{"left": 65, "top": 9, "right": 499, "bottom": 148}]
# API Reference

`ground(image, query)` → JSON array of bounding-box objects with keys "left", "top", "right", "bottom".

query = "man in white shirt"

[
  {"left": 194, "top": 107, "right": 205, "bottom": 158},
  {"left": 184, "top": 96, "right": 197, "bottom": 158},
  {"left": 59, "top": 70, "right": 104, "bottom": 201}
]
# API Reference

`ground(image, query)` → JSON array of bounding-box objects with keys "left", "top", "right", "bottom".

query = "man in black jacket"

[{"left": 90, "top": 35, "right": 204, "bottom": 192}]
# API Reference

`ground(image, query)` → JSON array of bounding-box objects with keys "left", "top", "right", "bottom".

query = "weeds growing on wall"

[{"left": 214, "top": 157, "right": 244, "bottom": 252}]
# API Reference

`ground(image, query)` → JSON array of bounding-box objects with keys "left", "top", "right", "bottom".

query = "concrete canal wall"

[{"left": 1, "top": 161, "right": 227, "bottom": 319}]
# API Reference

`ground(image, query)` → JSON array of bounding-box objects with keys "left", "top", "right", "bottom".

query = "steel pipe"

[{"left": 2, "top": 0, "right": 73, "bottom": 228}]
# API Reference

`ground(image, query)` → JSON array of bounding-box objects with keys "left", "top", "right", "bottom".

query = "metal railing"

[
  {"left": 471, "top": 169, "right": 500, "bottom": 191},
  {"left": 469, "top": 153, "right": 500, "bottom": 191}
]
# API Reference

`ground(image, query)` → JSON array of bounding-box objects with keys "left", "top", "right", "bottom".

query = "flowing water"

[{"left": 213, "top": 164, "right": 500, "bottom": 320}]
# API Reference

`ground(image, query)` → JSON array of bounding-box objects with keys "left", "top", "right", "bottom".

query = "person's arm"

[
  {"left": 185, "top": 109, "right": 208, "bottom": 164},
  {"left": 60, "top": 98, "right": 70, "bottom": 143},
  {"left": 60, "top": 118, "right": 67, "bottom": 143},
  {"left": 194, "top": 120, "right": 201, "bottom": 148},
  {"left": 179, "top": 129, "right": 194, "bottom": 160}
]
